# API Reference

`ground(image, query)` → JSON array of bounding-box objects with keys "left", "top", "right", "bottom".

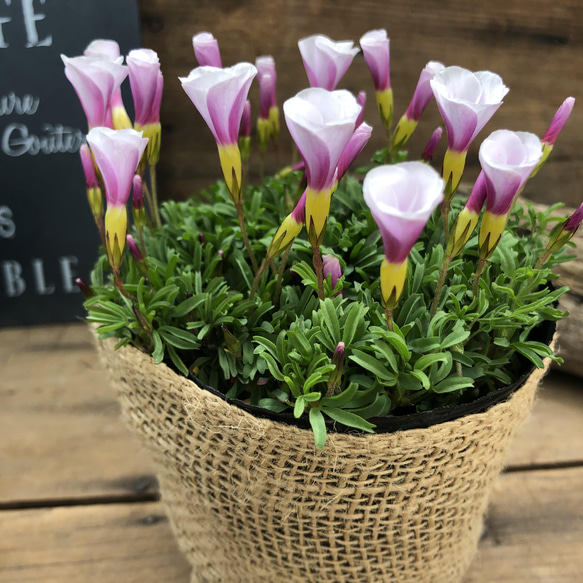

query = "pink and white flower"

[
  {"left": 62, "top": 54, "right": 127, "bottom": 129},
  {"left": 180, "top": 63, "right": 257, "bottom": 200},
  {"left": 360, "top": 29, "right": 390, "bottom": 92},
  {"left": 83, "top": 40, "right": 131, "bottom": 130},
  {"left": 86, "top": 127, "right": 148, "bottom": 268},
  {"left": 360, "top": 29, "right": 392, "bottom": 127},
  {"left": 192, "top": 32, "right": 222, "bottom": 68},
  {"left": 256, "top": 55, "right": 279, "bottom": 148},
  {"left": 478, "top": 129, "right": 542, "bottom": 257},
  {"left": 431, "top": 66, "right": 509, "bottom": 153},
  {"left": 298, "top": 35, "right": 359, "bottom": 91},
  {"left": 392, "top": 61, "right": 444, "bottom": 149},
  {"left": 431, "top": 66, "right": 508, "bottom": 197},
  {"left": 479, "top": 130, "right": 542, "bottom": 216},
  {"left": 283, "top": 88, "right": 360, "bottom": 246},
  {"left": 127, "top": 49, "right": 164, "bottom": 165},
  {"left": 336, "top": 122, "right": 373, "bottom": 180},
  {"left": 127, "top": 49, "right": 163, "bottom": 127},
  {"left": 363, "top": 162, "right": 444, "bottom": 307}
]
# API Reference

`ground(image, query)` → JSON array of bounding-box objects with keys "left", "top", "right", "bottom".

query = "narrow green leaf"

[
  {"left": 323, "top": 407, "right": 376, "bottom": 432},
  {"left": 309, "top": 408, "right": 327, "bottom": 450},
  {"left": 349, "top": 349, "right": 395, "bottom": 382},
  {"left": 433, "top": 376, "right": 474, "bottom": 394}
]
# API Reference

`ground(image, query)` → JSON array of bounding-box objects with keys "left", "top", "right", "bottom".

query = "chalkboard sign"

[{"left": 0, "top": 0, "right": 141, "bottom": 327}]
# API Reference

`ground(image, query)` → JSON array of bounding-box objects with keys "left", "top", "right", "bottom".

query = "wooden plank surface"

[
  {"left": 0, "top": 324, "right": 156, "bottom": 505},
  {"left": 137, "top": 0, "right": 583, "bottom": 206},
  {"left": 0, "top": 502, "right": 191, "bottom": 583},
  {"left": 1, "top": 323, "right": 583, "bottom": 506},
  {"left": 1, "top": 468, "right": 581, "bottom": 582}
]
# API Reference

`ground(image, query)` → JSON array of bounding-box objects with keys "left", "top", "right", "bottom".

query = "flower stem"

[
  {"left": 472, "top": 258, "right": 487, "bottom": 297},
  {"left": 141, "top": 180, "right": 156, "bottom": 229},
  {"left": 385, "top": 125, "right": 392, "bottom": 163},
  {"left": 430, "top": 255, "right": 451, "bottom": 318},
  {"left": 441, "top": 202, "right": 451, "bottom": 241},
  {"left": 249, "top": 258, "right": 268, "bottom": 301},
  {"left": 149, "top": 165, "right": 162, "bottom": 228},
  {"left": 235, "top": 201, "right": 258, "bottom": 273},
  {"left": 535, "top": 249, "right": 552, "bottom": 270},
  {"left": 274, "top": 245, "right": 292, "bottom": 308},
  {"left": 385, "top": 307, "right": 394, "bottom": 332},
  {"left": 95, "top": 215, "right": 106, "bottom": 250},
  {"left": 113, "top": 269, "right": 136, "bottom": 302},
  {"left": 312, "top": 245, "right": 325, "bottom": 300}
]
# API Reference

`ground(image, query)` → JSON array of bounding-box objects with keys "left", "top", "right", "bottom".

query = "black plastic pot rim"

[{"left": 189, "top": 318, "right": 556, "bottom": 435}]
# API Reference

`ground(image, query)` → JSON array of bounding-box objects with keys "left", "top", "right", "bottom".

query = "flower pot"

[{"left": 97, "top": 333, "right": 555, "bottom": 583}]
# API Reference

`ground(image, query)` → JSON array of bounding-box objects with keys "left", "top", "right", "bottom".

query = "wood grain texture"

[
  {"left": 0, "top": 502, "right": 191, "bottom": 583},
  {"left": 1, "top": 469, "right": 581, "bottom": 583},
  {"left": 465, "top": 467, "right": 583, "bottom": 583},
  {"left": 1, "top": 323, "right": 582, "bottom": 507},
  {"left": 137, "top": 0, "right": 583, "bottom": 205},
  {"left": 0, "top": 324, "right": 156, "bottom": 505}
]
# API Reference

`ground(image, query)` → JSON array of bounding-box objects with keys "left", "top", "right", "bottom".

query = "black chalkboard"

[{"left": 0, "top": 0, "right": 141, "bottom": 327}]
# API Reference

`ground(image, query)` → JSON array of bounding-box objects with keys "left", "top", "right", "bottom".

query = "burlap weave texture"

[{"left": 98, "top": 337, "right": 553, "bottom": 583}]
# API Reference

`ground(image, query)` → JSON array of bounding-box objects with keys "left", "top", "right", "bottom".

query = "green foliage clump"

[{"left": 87, "top": 167, "right": 570, "bottom": 449}]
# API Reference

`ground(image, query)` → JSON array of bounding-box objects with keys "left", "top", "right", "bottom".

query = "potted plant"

[{"left": 64, "top": 31, "right": 577, "bottom": 583}]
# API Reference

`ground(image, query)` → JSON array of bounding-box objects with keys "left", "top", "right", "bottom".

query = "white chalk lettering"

[
  {"left": 2, "top": 123, "right": 84, "bottom": 156},
  {"left": 31, "top": 258, "right": 55, "bottom": 294},
  {"left": 0, "top": 205, "right": 15, "bottom": 238},
  {"left": 0, "top": 92, "right": 40, "bottom": 116},
  {"left": 0, "top": 0, "right": 52, "bottom": 48},
  {"left": 2, "top": 256, "right": 82, "bottom": 297},
  {"left": 22, "top": 0, "right": 51, "bottom": 47},
  {"left": 0, "top": 12, "right": 10, "bottom": 49},
  {"left": 59, "top": 255, "right": 78, "bottom": 293},
  {"left": 2, "top": 260, "right": 25, "bottom": 297}
]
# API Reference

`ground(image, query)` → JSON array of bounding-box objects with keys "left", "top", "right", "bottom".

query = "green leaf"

[
  {"left": 309, "top": 408, "right": 327, "bottom": 450},
  {"left": 321, "top": 382, "right": 359, "bottom": 407},
  {"left": 323, "top": 407, "right": 375, "bottom": 432},
  {"left": 414, "top": 352, "right": 450, "bottom": 371},
  {"left": 294, "top": 395, "right": 305, "bottom": 418},
  {"left": 440, "top": 323, "right": 470, "bottom": 349},
  {"left": 321, "top": 298, "right": 341, "bottom": 344},
  {"left": 341, "top": 302, "right": 367, "bottom": 347},
  {"left": 152, "top": 330, "right": 164, "bottom": 364},
  {"left": 433, "top": 376, "right": 474, "bottom": 394},
  {"left": 349, "top": 349, "right": 395, "bottom": 382}
]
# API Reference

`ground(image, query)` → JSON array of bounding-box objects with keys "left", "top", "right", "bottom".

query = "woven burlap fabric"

[{"left": 97, "top": 336, "right": 554, "bottom": 583}]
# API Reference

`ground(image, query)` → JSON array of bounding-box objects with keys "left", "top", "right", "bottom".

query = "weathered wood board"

[
  {"left": 0, "top": 324, "right": 156, "bottom": 505},
  {"left": 1, "top": 468, "right": 581, "bottom": 582},
  {"left": 136, "top": 0, "right": 583, "bottom": 206}
]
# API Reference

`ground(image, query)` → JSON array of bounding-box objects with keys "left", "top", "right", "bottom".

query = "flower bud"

[
  {"left": 126, "top": 234, "right": 144, "bottom": 262},
  {"left": 546, "top": 202, "right": 583, "bottom": 253},
  {"left": 132, "top": 174, "right": 147, "bottom": 228},
  {"left": 75, "top": 278, "right": 95, "bottom": 300},
  {"left": 421, "top": 127, "right": 443, "bottom": 163},
  {"left": 328, "top": 341, "right": 346, "bottom": 396},
  {"left": 322, "top": 254, "right": 343, "bottom": 296},
  {"left": 531, "top": 97, "right": 575, "bottom": 177},
  {"left": 192, "top": 32, "right": 222, "bottom": 67}
]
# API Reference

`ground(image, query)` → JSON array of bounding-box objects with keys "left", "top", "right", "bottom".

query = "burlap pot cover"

[{"left": 97, "top": 336, "right": 554, "bottom": 583}]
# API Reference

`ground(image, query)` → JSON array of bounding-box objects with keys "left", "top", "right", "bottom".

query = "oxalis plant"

[{"left": 64, "top": 32, "right": 578, "bottom": 448}]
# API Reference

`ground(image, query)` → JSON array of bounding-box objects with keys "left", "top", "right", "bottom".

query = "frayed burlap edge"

[{"left": 96, "top": 334, "right": 556, "bottom": 583}]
